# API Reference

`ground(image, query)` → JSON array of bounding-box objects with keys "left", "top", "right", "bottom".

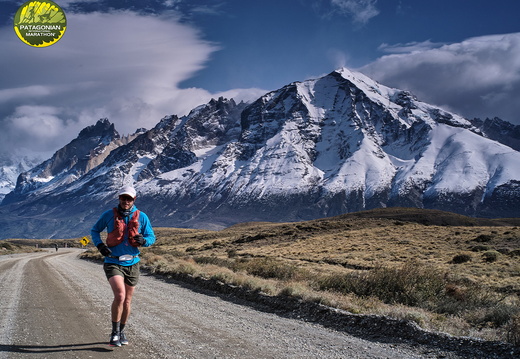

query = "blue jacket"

[{"left": 91, "top": 205, "right": 155, "bottom": 266}]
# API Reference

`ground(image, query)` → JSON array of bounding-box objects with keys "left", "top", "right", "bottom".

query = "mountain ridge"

[{"left": 1, "top": 67, "right": 519, "bottom": 239}]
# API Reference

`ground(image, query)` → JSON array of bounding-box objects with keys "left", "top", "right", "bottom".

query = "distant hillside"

[{"left": 333, "top": 207, "right": 520, "bottom": 227}]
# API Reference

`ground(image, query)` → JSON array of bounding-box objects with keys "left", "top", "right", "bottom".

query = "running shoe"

[
  {"left": 109, "top": 331, "right": 121, "bottom": 347},
  {"left": 120, "top": 331, "right": 129, "bottom": 345}
]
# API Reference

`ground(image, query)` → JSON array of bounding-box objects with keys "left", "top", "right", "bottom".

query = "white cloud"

[
  {"left": 327, "top": 48, "right": 350, "bottom": 69},
  {"left": 378, "top": 40, "right": 445, "bottom": 54},
  {"left": 0, "top": 85, "right": 52, "bottom": 102},
  {"left": 331, "top": 0, "right": 379, "bottom": 24},
  {"left": 0, "top": 10, "right": 225, "bottom": 157},
  {"left": 4, "top": 106, "right": 72, "bottom": 152},
  {"left": 213, "top": 87, "right": 268, "bottom": 104},
  {"left": 359, "top": 33, "right": 520, "bottom": 125}
]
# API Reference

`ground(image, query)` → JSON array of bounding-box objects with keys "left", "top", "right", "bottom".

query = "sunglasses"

[{"left": 119, "top": 195, "right": 135, "bottom": 202}]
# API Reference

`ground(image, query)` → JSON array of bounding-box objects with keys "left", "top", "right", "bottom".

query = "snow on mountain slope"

[
  {"left": 1, "top": 119, "right": 145, "bottom": 204},
  {"left": 395, "top": 124, "right": 519, "bottom": 200},
  {"left": 0, "top": 156, "right": 41, "bottom": 202},
  {"left": 1, "top": 68, "right": 519, "bottom": 239},
  {"left": 135, "top": 68, "right": 519, "bottom": 221}
]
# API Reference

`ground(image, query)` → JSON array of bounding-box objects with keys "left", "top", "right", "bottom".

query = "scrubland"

[{"left": 9, "top": 207, "right": 520, "bottom": 345}]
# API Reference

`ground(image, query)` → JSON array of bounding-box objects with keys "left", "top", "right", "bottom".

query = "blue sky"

[
  {"left": 180, "top": 0, "right": 520, "bottom": 92},
  {"left": 1, "top": 0, "right": 519, "bottom": 159}
]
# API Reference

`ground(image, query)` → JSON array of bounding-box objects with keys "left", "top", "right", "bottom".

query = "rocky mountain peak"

[
  {"left": 78, "top": 118, "right": 119, "bottom": 142},
  {"left": 2, "top": 119, "right": 127, "bottom": 205},
  {"left": 1, "top": 69, "right": 519, "bottom": 239},
  {"left": 470, "top": 117, "right": 520, "bottom": 151}
]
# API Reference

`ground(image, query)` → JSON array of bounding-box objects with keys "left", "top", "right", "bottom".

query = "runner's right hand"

[{"left": 96, "top": 243, "right": 112, "bottom": 256}]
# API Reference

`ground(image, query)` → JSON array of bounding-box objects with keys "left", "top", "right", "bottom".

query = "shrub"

[
  {"left": 451, "top": 254, "right": 472, "bottom": 264},
  {"left": 315, "top": 272, "right": 357, "bottom": 294},
  {"left": 234, "top": 257, "right": 299, "bottom": 281},
  {"left": 470, "top": 245, "right": 491, "bottom": 252},
  {"left": 497, "top": 248, "right": 510, "bottom": 255},
  {"left": 509, "top": 249, "right": 520, "bottom": 257},
  {"left": 507, "top": 314, "right": 520, "bottom": 346},
  {"left": 473, "top": 234, "right": 493, "bottom": 242},
  {"left": 482, "top": 250, "right": 500, "bottom": 263},
  {"left": 438, "top": 277, "right": 510, "bottom": 320},
  {"left": 173, "top": 261, "right": 198, "bottom": 276},
  {"left": 483, "top": 303, "right": 519, "bottom": 328},
  {"left": 462, "top": 300, "right": 520, "bottom": 336},
  {"left": 444, "top": 283, "right": 466, "bottom": 301},
  {"left": 316, "top": 261, "right": 447, "bottom": 308},
  {"left": 193, "top": 256, "right": 234, "bottom": 268},
  {"left": 0, "top": 242, "right": 14, "bottom": 251}
]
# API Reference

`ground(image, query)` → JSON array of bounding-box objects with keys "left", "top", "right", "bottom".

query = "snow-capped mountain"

[
  {"left": 0, "top": 155, "right": 41, "bottom": 202},
  {"left": 2, "top": 119, "right": 143, "bottom": 205},
  {"left": 469, "top": 117, "right": 520, "bottom": 152},
  {"left": 1, "top": 68, "right": 519, "bottom": 239}
]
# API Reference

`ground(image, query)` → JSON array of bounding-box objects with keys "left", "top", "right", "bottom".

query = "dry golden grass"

[
  {"left": 0, "top": 240, "right": 44, "bottom": 254},
  {"left": 138, "top": 208, "right": 520, "bottom": 343},
  {"left": 78, "top": 207, "right": 520, "bottom": 343},
  {"left": 151, "top": 211, "right": 520, "bottom": 293}
]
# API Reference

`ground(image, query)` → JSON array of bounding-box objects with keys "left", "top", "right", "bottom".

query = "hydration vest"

[{"left": 106, "top": 208, "right": 141, "bottom": 247}]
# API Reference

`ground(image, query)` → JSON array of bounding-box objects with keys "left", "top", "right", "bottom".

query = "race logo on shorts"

[{"left": 13, "top": 1, "right": 67, "bottom": 47}]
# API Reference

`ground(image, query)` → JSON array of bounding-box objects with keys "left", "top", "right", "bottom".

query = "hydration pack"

[{"left": 106, "top": 208, "right": 141, "bottom": 247}]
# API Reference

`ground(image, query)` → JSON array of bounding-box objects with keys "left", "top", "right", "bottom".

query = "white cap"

[{"left": 118, "top": 185, "right": 137, "bottom": 199}]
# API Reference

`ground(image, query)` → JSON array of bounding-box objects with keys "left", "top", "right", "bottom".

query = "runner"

[{"left": 91, "top": 185, "right": 156, "bottom": 347}]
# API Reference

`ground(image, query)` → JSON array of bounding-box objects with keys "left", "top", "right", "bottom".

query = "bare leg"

[
  {"left": 108, "top": 275, "right": 136, "bottom": 324},
  {"left": 108, "top": 275, "right": 125, "bottom": 323},
  {"left": 121, "top": 282, "right": 136, "bottom": 325}
]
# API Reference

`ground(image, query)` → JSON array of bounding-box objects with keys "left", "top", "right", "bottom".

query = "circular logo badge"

[{"left": 13, "top": 1, "right": 67, "bottom": 47}]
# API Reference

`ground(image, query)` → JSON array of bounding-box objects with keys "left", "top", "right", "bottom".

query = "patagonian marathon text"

[{"left": 18, "top": 25, "right": 62, "bottom": 30}]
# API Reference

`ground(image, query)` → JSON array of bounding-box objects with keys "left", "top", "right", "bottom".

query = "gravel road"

[{"left": 0, "top": 249, "right": 517, "bottom": 359}]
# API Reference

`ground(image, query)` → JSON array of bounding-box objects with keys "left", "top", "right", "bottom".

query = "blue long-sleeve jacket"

[{"left": 91, "top": 205, "right": 155, "bottom": 266}]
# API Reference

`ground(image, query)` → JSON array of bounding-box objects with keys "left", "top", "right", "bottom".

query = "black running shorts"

[{"left": 103, "top": 262, "right": 140, "bottom": 287}]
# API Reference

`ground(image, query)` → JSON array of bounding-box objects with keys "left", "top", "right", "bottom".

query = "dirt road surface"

[{"left": 0, "top": 249, "right": 515, "bottom": 358}]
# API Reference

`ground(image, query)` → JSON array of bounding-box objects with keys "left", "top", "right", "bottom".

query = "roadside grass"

[
  {"left": 1, "top": 238, "right": 84, "bottom": 254},
  {"left": 78, "top": 208, "right": 520, "bottom": 345},
  {"left": 0, "top": 239, "right": 44, "bottom": 254}
]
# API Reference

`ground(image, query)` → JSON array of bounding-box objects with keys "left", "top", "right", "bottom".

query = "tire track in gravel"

[
  {"left": 0, "top": 250, "right": 162, "bottom": 359},
  {"left": 0, "top": 253, "right": 29, "bottom": 349}
]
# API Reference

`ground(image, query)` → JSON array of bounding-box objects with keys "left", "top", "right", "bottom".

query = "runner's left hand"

[{"left": 133, "top": 234, "right": 145, "bottom": 246}]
